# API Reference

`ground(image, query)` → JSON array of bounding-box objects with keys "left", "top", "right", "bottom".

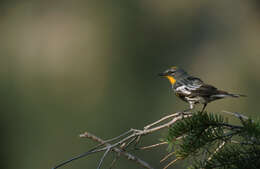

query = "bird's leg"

[
  {"left": 201, "top": 103, "right": 207, "bottom": 112},
  {"left": 190, "top": 103, "right": 194, "bottom": 110},
  {"left": 182, "top": 102, "right": 194, "bottom": 114}
]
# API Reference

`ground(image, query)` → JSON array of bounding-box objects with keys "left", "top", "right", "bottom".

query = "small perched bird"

[{"left": 159, "top": 66, "right": 246, "bottom": 112}]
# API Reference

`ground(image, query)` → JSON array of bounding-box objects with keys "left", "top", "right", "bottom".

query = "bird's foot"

[{"left": 180, "top": 108, "right": 192, "bottom": 118}]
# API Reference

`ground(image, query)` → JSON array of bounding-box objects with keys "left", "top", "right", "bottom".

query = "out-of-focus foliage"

[{"left": 2, "top": 1, "right": 260, "bottom": 169}]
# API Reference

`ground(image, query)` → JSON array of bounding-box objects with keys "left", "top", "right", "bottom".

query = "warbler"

[{"left": 159, "top": 67, "right": 246, "bottom": 112}]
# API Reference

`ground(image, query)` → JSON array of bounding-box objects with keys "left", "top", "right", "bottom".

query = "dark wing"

[
  {"left": 174, "top": 76, "right": 205, "bottom": 100},
  {"left": 185, "top": 76, "right": 220, "bottom": 97},
  {"left": 189, "top": 84, "right": 219, "bottom": 97},
  {"left": 185, "top": 76, "right": 234, "bottom": 99},
  {"left": 183, "top": 76, "right": 204, "bottom": 88}
]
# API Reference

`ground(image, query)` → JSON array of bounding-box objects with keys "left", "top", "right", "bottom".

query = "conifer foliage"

[
  {"left": 165, "top": 112, "right": 260, "bottom": 169},
  {"left": 52, "top": 111, "right": 260, "bottom": 169}
]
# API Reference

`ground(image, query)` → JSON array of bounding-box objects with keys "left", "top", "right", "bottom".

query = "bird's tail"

[
  {"left": 214, "top": 90, "right": 247, "bottom": 98},
  {"left": 226, "top": 93, "right": 247, "bottom": 97}
]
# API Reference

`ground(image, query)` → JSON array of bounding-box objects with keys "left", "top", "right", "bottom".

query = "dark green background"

[{"left": 2, "top": 1, "right": 260, "bottom": 169}]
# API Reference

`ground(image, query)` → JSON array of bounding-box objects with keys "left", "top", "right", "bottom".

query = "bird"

[{"left": 159, "top": 66, "right": 246, "bottom": 112}]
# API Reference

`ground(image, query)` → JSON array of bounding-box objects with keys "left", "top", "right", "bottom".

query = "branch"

[
  {"left": 51, "top": 111, "right": 206, "bottom": 169},
  {"left": 77, "top": 112, "right": 192, "bottom": 169},
  {"left": 144, "top": 113, "right": 183, "bottom": 130},
  {"left": 97, "top": 147, "right": 111, "bottom": 169},
  {"left": 80, "top": 132, "right": 154, "bottom": 169},
  {"left": 138, "top": 142, "right": 168, "bottom": 150},
  {"left": 207, "top": 141, "right": 226, "bottom": 162},
  {"left": 222, "top": 110, "right": 249, "bottom": 121}
]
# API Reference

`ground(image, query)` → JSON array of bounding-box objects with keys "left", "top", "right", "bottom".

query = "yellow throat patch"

[{"left": 166, "top": 76, "right": 176, "bottom": 85}]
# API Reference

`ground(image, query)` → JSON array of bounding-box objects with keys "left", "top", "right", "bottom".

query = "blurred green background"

[{"left": 2, "top": 1, "right": 260, "bottom": 169}]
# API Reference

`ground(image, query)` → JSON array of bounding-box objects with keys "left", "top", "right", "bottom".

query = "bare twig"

[
  {"left": 144, "top": 112, "right": 182, "bottom": 130},
  {"left": 159, "top": 135, "right": 187, "bottom": 163},
  {"left": 222, "top": 110, "right": 249, "bottom": 121},
  {"left": 80, "top": 132, "right": 154, "bottom": 169},
  {"left": 160, "top": 151, "right": 175, "bottom": 163},
  {"left": 142, "top": 113, "right": 192, "bottom": 134},
  {"left": 124, "top": 136, "right": 138, "bottom": 150},
  {"left": 163, "top": 158, "right": 179, "bottom": 169},
  {"left": 103, "top": 130, "right": 134, "bottom": 143},
  {"left": 79, "top": 129, "right": 133, "bottom": 151},
  {"left": 52, "top": 110, "right": 251, "bottom": 169},
  {"left": 53, "top": 112, "right": 192, "bottom": 169},
  {"left": 79, "top": 112, "right": 192, "bottom": 169},
  {"left": 207, "top": 141, "right": 226, "bottom": 161},
  {"left": 97, "top": 147, "right": 111, "bottom": 169},
  {"left": 109, "top": 153, "right": 120, "bottom": 169},
  {"left": 138, "top": 142, "right": 168, "bottom": 150},
  {"left": 90, "top": 113, "right": 190, "bottom": 151},
  {"left": 52, "top": 146, "right": 109, "bottom": 169}
]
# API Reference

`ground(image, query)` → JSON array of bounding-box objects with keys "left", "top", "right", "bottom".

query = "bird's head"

[{"left": 159, "top": 66, "right": 187, "bottom": 85}]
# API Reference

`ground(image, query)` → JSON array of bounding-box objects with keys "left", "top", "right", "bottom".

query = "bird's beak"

[{"left": 158, "top": 72, "right": 167, "bottom": 77}]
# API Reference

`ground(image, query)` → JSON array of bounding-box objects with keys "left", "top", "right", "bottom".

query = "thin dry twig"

[
  {"left": 78, "top": 112, "right": 192, "bottom": 169},
  {"left": 163, "top": 158, "right": 180, "bottom": 169},
  {"left": 53, "top": 112, "right": 192, "bottom": 169},
  {"left": 144, "top": 113, "right": 182, "bottom": 130},
  {"left": 52, "top": 146, "right": 109, "bottom": 169},
  {"left": 83, "top": 112, "right": 191, "bottom": 149},
  {"left": 138, "top": 142, "right": 168, "bottom": 150},
  {"left": 160, "top": 151, "right": 175, "bottom": 163},
  {"left": 52, "top": 110, "right": 248, "bottom": 169},
  {"left": 80, "top": 132, "right": 154, "bottom": 169},
  {"left": 124, "top": 137, "right": 138, "bottom": 150},
  {"left": 97, "top": 147, "right": 111, "bottom": 169},
  {"left": 109, "top": 153, "right": 120, "bottom": 169},
  {"left": 159, "top": 135, "right": 186, "bottom": 163},
  {"left": 207, "top": 141, "right": 226, "bottom": 162},
  {"left": 222, "top": 110, "right": 249, "bottom": 121}
]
